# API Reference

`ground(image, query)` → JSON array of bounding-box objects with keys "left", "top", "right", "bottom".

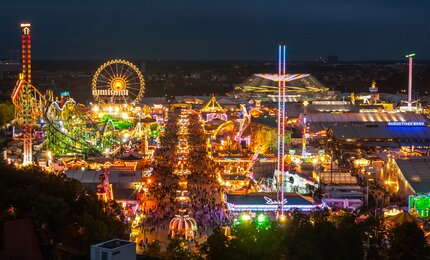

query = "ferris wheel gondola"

[{"left": 92, "top": 59, "right": 145, "bottom": 105}]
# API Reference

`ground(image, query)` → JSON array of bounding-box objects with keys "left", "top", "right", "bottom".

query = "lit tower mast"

[
  {"left": 21, "top": 23, "right": 33, "bottom": 165},
  {"left": 257, "top": 45, "right": 308, "bottom": 218},
  {"left": 277, "top": 45, "right": 286, "bottom": 217},
  {"left": 405, "top": 53, "right": 415, "bottom": 108},
  {"left": 302, "top": 100, "right": 309, "bottom": 158}
]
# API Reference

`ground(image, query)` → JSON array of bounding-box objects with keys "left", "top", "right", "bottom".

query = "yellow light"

[
  {"left": 93, "top": 105, "right": 99, "bottom": 113},
  {"left": 111, "top": 77, "right": 127, "bottom": 91},
  {"left": 312, "top": 158, "right": 318, "bottom": 164},
  {"left": 241, "top": 214, "right": 251, "bottom": 221}
]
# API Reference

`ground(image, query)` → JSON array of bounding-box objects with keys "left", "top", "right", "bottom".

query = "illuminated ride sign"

[
  {"left": 409, "top": 194, "right": 430, "bottom": 218},
  {"left": 92, "top": 89, "right": 129, "bottom": 96},
  {"left": 226, "top": 195, "right": 319, "bottom": 212},
  {"left": 387, "top": 121, "right": 425, "bottom": 127}
]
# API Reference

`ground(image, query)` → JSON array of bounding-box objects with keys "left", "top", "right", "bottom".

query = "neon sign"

[{"left": 387, "top": 121, "right": 425, "bottom": 127}]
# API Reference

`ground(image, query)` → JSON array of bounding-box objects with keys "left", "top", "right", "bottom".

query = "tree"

[
  {"left": 386, "top": 222, "right": 429, "bottom": 260},
  {"left": 201, "top": 227, "right": 232, "bottom": 259},
  {"left": 0, "top": 164, "right": 126, "bottom": 258},
  {"left": 0, "top": 101, "right": 14, "bottom": 126},
  {"left": 359, "top": 215, "right": 386, "bottom": 260},
  {"left": 143, "top": 240, "right": 162, "bottom": 258},
  {"left": 165, "top": 237, "right": 198, "bottom": 260}
]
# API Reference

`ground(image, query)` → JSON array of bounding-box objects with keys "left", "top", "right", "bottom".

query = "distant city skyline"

[{"left": 0, "top": 0, "right": 429, "bottom": 61}]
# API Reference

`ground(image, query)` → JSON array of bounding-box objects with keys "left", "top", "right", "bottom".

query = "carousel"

[{"left": 169, "top": 214, "right": 198, "bottom": 240}]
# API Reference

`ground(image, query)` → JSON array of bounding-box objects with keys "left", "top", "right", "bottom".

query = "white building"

[{"left": 91, "top": 239, "right": 135, "bottom": 260}]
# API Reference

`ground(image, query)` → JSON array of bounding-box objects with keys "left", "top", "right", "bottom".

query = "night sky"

[{"left": 0, "top": 0, "right": 429, "bottom": 61}]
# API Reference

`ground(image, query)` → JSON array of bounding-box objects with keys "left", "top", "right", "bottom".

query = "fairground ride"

[
  {"left": 200, "top": 96, "right": 228, "bottom": 122},
  {"left": 44, "top": 100, "right": 119, "bottom": 157},
  {"left": 92, "top": 59, "right": 145, "bottom": 105},
  {"left": 11, "top": 23, "right": 47, "bottom": 165}
]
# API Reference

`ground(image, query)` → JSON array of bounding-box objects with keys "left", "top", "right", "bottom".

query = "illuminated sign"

[
  {"left": 409, "top": 194, "right": 430, "bottom": 218},
  {"left": 387, "top": 121, "right": 425, "bottom": 127},
  {"left": 264, "top": 196, "right": 287, "bottom": 205},
  {"left": 93, "top": 89, "right": 128, "bottom": 96},
  {"left": 226, "top": 202, "right": 317, "bottom": 212}
]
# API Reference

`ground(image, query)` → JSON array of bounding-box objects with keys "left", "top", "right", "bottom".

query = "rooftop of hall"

[{"left": 396, "top": 156, "right": 430, "bottom": 194}]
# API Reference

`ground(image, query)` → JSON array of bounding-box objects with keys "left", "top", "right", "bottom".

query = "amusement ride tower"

[
  {"left": 20, "top": 23, "right": 33, "bottom": 165},
  {"left": 12, "top": 23, "right": 45, "bottom": 165},
  {"left": 277, "top": 45, "right": 287, "bottom": 217},
  {"left": 257, "top": 45, "right": 308, "bottom": 217},
  {"left": 406, "top": 53, "right": 415, "bottom": 108}
]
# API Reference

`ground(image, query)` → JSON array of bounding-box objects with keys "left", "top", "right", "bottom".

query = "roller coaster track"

[
  {"left": 11, "top": 79, "right": 45, "bottom": 124},
  {"left": 44, "top": 100, "right": 118, "bottom": 156}
]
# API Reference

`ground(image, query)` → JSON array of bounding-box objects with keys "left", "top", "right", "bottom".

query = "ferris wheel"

[{"left": 92, "top": 59, "right": 145, "bottom": 105}]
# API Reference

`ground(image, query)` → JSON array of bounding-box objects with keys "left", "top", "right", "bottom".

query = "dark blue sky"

[{"left": 1, "top": 0, "right": 429, "bottom": 60}]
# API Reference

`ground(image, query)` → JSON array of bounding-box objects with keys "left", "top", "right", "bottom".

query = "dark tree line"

[
  {"left": 0, "top": 164, "right": 126, "bottom": 259},
  {"left": 201, "top": 210, "right": 430, "bottom": 260}
]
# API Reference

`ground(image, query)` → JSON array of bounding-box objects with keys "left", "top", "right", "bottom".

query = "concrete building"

[{"left": 91, "top": 239, "right": 135, "bottom": 260}]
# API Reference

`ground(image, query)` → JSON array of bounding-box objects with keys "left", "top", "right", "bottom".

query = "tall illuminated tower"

[
  {"left": 302, "top": 100, "right": 309, "bottom": 158},
  {"left": 277, "top": 45, "right": 286, "bottom": 216},
  {"left": 257, "top": 46, "right": 308, "bottom": 218},
  {"left": 405, "top": 53, "right": 415, "bottom": 107},
  {"left": 21, "top": 23, "right": 33, "bottom": 165}
]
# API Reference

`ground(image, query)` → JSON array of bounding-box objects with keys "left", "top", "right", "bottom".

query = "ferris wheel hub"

[{"left": 111, "top": 77, "right": 127, "bottom": 91}]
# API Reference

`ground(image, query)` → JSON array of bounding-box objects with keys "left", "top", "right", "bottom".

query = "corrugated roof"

[
  {"left": 307, "top": 112, "right": 429, "bottom": 123},
  {"left": 251, "top": 117, "right": 277, "bottom": 128},
  {"left": 396, "top": 157, "right": 430, "bottom": 194},
  {"left": 332, "top": 126, "right": 430, "bottom": 140},
  {"left": 66, "top": 170, "right": 142, "bottom": 184}
]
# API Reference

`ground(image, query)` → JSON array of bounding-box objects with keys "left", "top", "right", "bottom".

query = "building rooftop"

[
  {"left": 0, "top": 219, "right": 44, "bottom": 260},
  {"left": 396, "top": 157, "right": 430, "bottom": 194},
  {"left": 97, "top": 239, "right": 133, "bottom": 249},
  {"left": 66, "top": 170, "right": 142, "bottom": 184},
  {"left": 332, "top": 125, "right": 430, "bottom": 141},
  {"left": 251, "top": 117, "right": 277, "bottom": 128},
  {"left": 306, "top": 112, "right": 428, "bottom": 124}
]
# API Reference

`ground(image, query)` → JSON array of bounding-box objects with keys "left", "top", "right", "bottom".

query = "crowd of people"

[{"left": 139, "top": 109, "right": 225, "bottom": 249}]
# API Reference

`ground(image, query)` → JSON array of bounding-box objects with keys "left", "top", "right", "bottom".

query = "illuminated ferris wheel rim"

[{"left": 92, "top": 59, "right": 145, "bottom": 105}]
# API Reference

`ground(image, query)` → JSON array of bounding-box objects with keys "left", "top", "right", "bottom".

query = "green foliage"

[
  {"left": 0, "top": 101, "right": 14, "bottom": 125},
  {"left": 164, "top": 237, "right": 200, "bottom": 260},
  {"left": 0, "top": 164, "right": 126, "bottom": 257},
  {"left": 201, "top": 227, "right": 232, "bottom": 260},
  {"left": 386, "top": 222, "right": 430, "bottom": 260},
  {"left": 204, "top": 210, "right": 367, "bottom": 260},
  {"left": 143, "top": 240, "right": 162, "bottom": 258}
]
